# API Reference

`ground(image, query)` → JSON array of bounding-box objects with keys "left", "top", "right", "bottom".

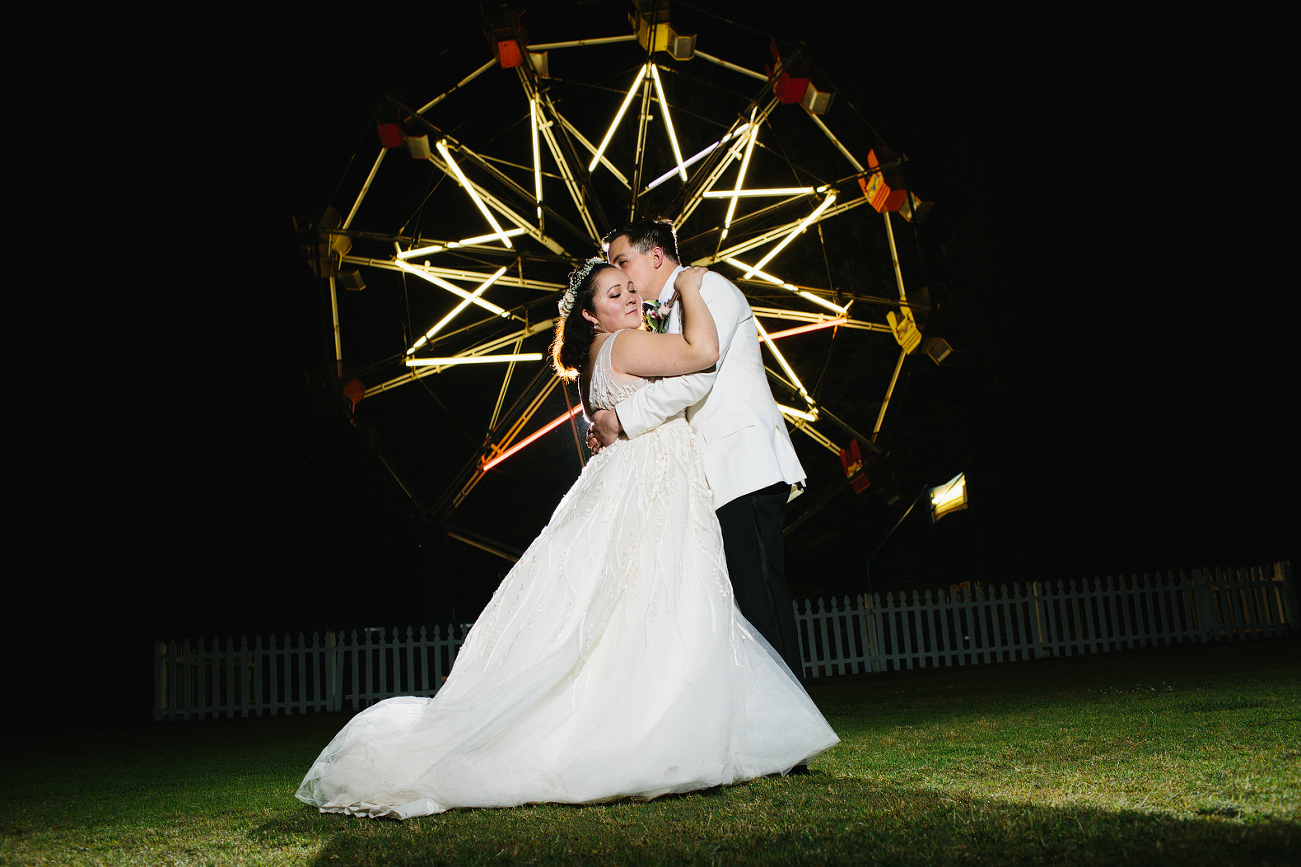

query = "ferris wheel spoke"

[
  {"left": 435, "top": 139, "right": 518, "bottom": 250},
  {"left": 446, "top": 137, "right": 586, "bottom": 252},
  {"left": 646, "top": 63, "right": 688, "bottom": 184},
  {"left": 741, "top": 192, "right": 838, "bottom": 279},
  {"left": 365, "top": 320, "right": 556, "bottom": 396},
  {"left": 702, "top": 194, "right": 867, "bottom": 263},
  {"left": 395, "top": 260, "right": 513, "bottom": 319},
  {"left": 347, "top": 256, "right": 563, "bottom": 293},
  {"left": 693, "top": 50, "right": 769, "bottom": 83},
  {"left": 422, "top": 147, "right": 567, "bottom": 255},
  {"left": 552, "top": 110, "right": 630, "bottom": 189},
  {"left": 586, "top": 61, "right": 650, "bottom": 188},
  {"left": 416, "top": 58, "right": 499, "bottom": 115},
  {"left": 343, "top": 149, "right": 389, "bottom": 231},
  {"left": 406, "top": 267, "right": 509, "bottom": 355},
  {"left": 805, "top": 110, "right": 866, "bottom": 175},
  {"left": 523, "top": 75, "right": 608, "bottom": 244},
  {"left": 676, "top": 97, "right": 780, "bottom": 228},
  {"left": 753, "top": 317, "right": 814, "bottom": 410},
  {"left": 642, "top": 122, "right": 752, "bottom": 194},
  {"left": 489, "top": 334, "right": 527, "bottom": 430},
  {"left": 722, "top": 259, "right": 847, "bottom": 315},
  {"left": 783, "top": 415, "right": 841, "bottom": 457}
]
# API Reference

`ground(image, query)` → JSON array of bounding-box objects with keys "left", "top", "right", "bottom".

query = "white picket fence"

[
  {"left": 154, "top": 625, "right": 465, "bottom": 721},
  {"left": 154, "top": 562, "right": 1295, "bottom": 721},
  {"left": 797, "top": 562, "right": 1297, "bottom": 678}
]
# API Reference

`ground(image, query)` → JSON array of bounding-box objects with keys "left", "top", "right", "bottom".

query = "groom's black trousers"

[{"left": 715, "top": 482, "right": 805, "bottom": 684}]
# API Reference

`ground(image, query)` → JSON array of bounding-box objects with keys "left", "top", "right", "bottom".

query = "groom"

[{"left": 588, "top": 218, "right": 808, "bottom": 684}]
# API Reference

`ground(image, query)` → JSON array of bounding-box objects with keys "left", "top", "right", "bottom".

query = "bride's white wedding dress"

[{"left": 296, "top": 331, "right": 839, "bottom": 819}]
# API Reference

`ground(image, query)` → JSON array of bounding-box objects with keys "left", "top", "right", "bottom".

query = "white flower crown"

[{"left": 558, "top": 257, "right": 606, "bottom": 317}]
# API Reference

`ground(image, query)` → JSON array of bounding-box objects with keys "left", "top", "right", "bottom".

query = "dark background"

[{"left": 14, "top": 3, "right": 1291, "bottom": 727}]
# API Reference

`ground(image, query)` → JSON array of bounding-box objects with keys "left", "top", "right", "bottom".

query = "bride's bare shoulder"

[
  {"left": 606, "top": 328, "right": 656, "bottom": 378},
  {"left": 588, "top": 332, "right": 614, "bottom": 363}
]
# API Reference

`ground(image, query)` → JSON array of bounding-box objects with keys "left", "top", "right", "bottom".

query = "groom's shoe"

[{"left": 787, "top": 764, "right": 810, "bottom": 776}]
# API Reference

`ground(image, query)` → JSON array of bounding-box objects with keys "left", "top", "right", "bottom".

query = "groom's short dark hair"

[{"left": 602, "top": 218, "right": 679, "bottom": 263}]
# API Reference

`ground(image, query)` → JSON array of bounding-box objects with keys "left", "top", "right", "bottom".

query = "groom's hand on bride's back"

[{"left": 587, "top": 410, "right": 623, "bottom": 452}]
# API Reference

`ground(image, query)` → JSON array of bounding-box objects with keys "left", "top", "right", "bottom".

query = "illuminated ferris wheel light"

[
  {"left": 704, "top": 187, "right": 818, "bottom": 198},
  {"left": 647, "top": 63, "right": 688, "bottom": 182},
  {"left": 394, "top": 260, "right": 511, "bottom": 318},
  {"left": 722, "top": 258, "right": 848, "bottom": 315},
  {"left": 530, "top": 97, "right": 544, "bottom": 220},
  {"left": 405, "top": 353, "right": 544, "bottom": 368},
  {"left": 589, "top": 63, "right": 649, "bottom": 174},
  {"left": 481, "top": 405, "right": 585, "bottom": 471},
  {"left": 778, "top": 404, "right": 819, "bottom": 422},
  {"left": 408, "top": 266, "right": 509, "bottom": 354},
  {"left": 742, "top": 192, "right": 837, "bottom": 280},
  {"left": 435, "top": 139, "right": 515, "bottom": 249},
  {"left": 753, "top": 317, "right": 814, "bottom": 409},
  {"left": 762, "top": 319, "right": 849, "bottom": 341},
  {"left": 722, "top": 120, "right": 761, "bottom": 239},
  {"left": 644, "top": 123, "right": 751, "bottom": 193},
  {"left": 397, "top": 229, "right": 528, "bottom": 261}
]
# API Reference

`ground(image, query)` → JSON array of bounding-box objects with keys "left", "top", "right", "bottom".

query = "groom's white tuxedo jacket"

[{"left": 615, "top": 266, "right": 806, "bottom": 510}]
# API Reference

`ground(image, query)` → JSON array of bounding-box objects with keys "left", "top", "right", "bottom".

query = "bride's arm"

[
  {"left": 593, "top": 271, "right": 745, "bottom": 443},
  {"left": 611, "top": 266, "right": 718, "bottom": 378}
]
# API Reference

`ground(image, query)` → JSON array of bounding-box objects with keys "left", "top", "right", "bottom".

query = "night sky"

[{"left": 15, "top": 4, "right": 1292, "bottom": 726}]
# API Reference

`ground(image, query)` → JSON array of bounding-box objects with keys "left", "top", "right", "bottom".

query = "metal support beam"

[
  {"left": 342, "top": 255, "right": 564, "bottom": 293},
  {"left": 694, "top": 195, "right": 867, "bottom": 264},
  {"left": 872, "top": 347, "right": 908, "bottom": 442},
  {"left": 676, "top": 98, "right": 780, "bottom": 229},
  {"left": 364, "top": 320, "right": 556, "bottom": 397},
  {"left": 530, "top": 82, "right": 607, "bottom": 243}
]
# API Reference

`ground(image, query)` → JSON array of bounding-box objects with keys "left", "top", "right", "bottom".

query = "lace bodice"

[{"left": 586, "top": 330, "right": 650, "bottom": 412}]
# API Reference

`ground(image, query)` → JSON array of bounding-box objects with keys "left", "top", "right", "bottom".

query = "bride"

[{"left": 295, "top": 260, "right": 839, "bottom": 819}]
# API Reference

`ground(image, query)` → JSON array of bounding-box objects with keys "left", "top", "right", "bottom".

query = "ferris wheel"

[{"left": 296, "top": 1, "right": 943, "bottom": 555}]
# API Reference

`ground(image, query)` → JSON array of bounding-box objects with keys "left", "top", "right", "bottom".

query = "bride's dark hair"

[{"left": 551, "top": 259, "right": 619, "bottom": 381}]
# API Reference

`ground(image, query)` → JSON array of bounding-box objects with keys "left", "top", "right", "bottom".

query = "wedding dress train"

[{"left": 295, "top": 331, "right": 838, "bottom": 818}]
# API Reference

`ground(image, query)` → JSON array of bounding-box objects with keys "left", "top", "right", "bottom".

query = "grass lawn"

[{"left": 3, "top": 638, "right": 1298, "bottom": 865}]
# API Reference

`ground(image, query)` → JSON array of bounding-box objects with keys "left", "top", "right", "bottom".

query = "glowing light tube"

[
  {"left": 648, "top": 63, "right": 687, "bottom": 182},
  {"left": 447, "top": 228, "right": 527, "bottom": 248},
  {"left": 408, "top": 266, "right": 508, "bottom": 353},
  {"left": 436, "top": 139, "right": 514, "bottom": 248},
  {"left": 589, "top": 64, "right": 648, "bottom": 173},
  {"left": 723, "top": 257, "right": 848, "bottom": 315},
  {"left": 530, "top": 97, "right": 543, "bottom": 219},
  {"left": 396, "top": 229, "right": 528, "bottom": 261},
  {"left": 397, "top": 243, "right": 445, "bottom": 260},
  {"left": 481, "top": 405, "right": 584, "bottom": 470},
  {"left": 760, "top": 318, "right": 848, "bottom": 341},
  {"left": 394, "top": 260, "right": 509, "bottom": 317},
  {"left": 703, "top": 187, "right": 816, "bottom": 197},
  {"left": 743, "top": 193, "right": 836, "bottom": 280},
  {"left": 754, "top": 318, "right": 813, "bottom": 408},
  {"left": 777, "top": 403, "right": 819, "bottom": 421},
  {"left": 644, "top": 123, "right": 749, "bottom": 192},
  {"left": 405, "top": 353, "right": 543, "bottom": 368},
  {"left": 723, "top": 122, "right": 760, "bottom": 238}
]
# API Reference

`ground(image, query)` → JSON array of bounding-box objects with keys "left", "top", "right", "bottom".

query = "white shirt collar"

[{"left": 658, "top": 264, "right": 685, "bottom": 305}]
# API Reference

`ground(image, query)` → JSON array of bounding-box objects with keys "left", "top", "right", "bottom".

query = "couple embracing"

[{"left": 296, "top": 218, "right": 838, "bottom": 820}]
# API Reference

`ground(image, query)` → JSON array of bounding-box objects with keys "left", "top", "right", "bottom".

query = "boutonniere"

[{"left": 643, "top": 300, "right": 673, "bottom": 333}]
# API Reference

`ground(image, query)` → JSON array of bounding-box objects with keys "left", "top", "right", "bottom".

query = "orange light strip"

[
  {"left": 481, "top": 405, "right": 584, "bottom": 471},
  {"left": 759, "top": 318, "right": 847, "bottom": 341}
]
